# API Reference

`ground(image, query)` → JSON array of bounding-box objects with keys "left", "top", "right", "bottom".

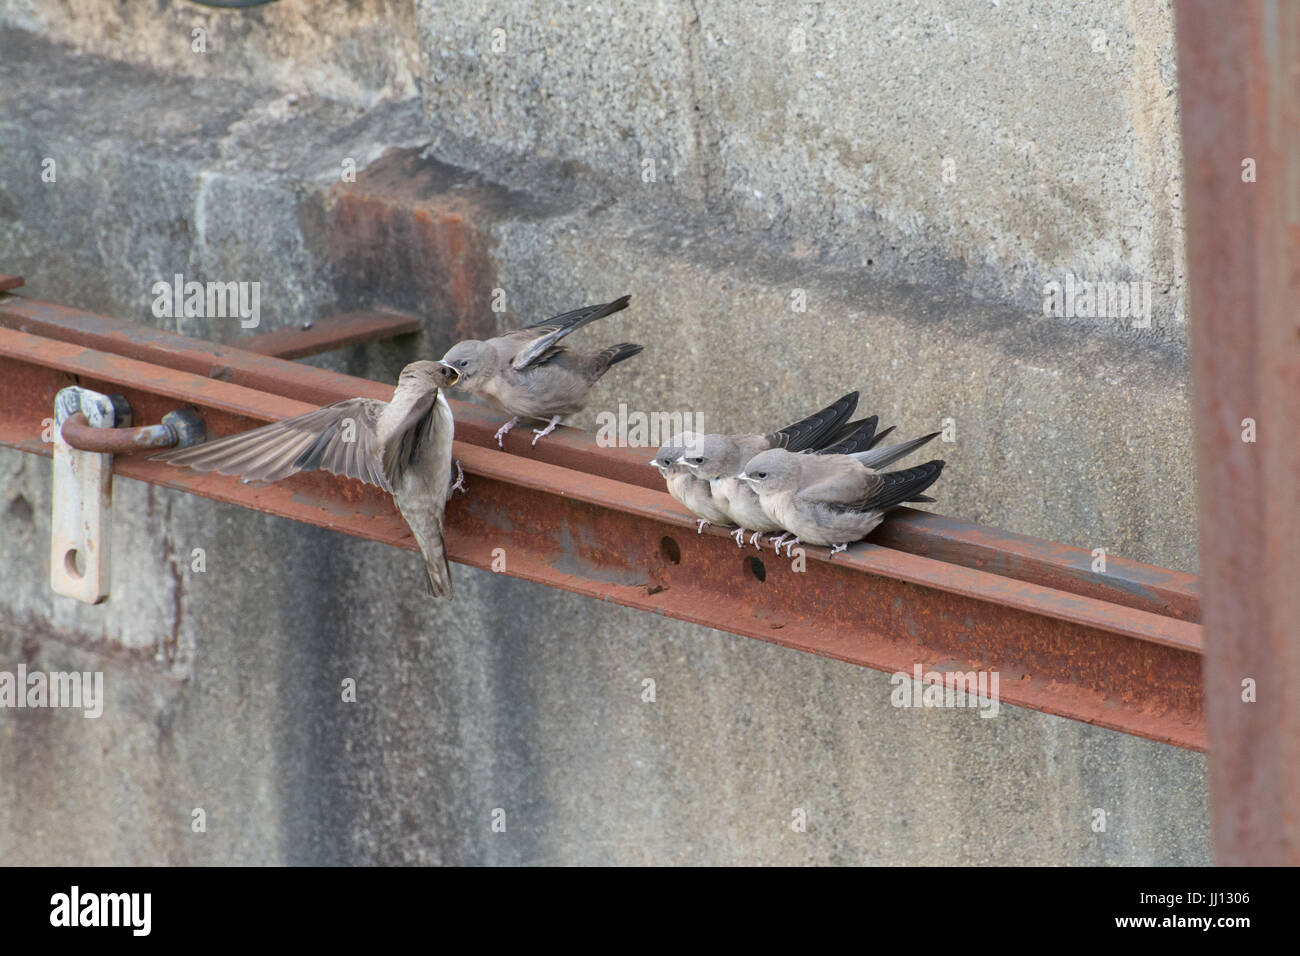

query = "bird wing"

[
  {"left": 832, "top": 460, "right": 946, "bottom": 513},
  {"left": 152, "top": 398, "right": 392, "bottom": 493},
  {"left": 765, "top": 391, "right": 859, "bottom": 452},
  {"left": 817, "top": 415, "right": 881, "bottom": 455},
  {"left": 506, "top": 295, "right": 632, "bottom": 371},
  {"left": 379, "top": 389, "right": 441, "bottom": 488},
  {"left": 793, "top": 455, "right": 873, "bottom": 506}
]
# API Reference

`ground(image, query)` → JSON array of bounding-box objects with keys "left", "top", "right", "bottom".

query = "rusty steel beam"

[
  {"left": 0, "top": 275, "right": 23, "bottom": 292},
  {"left": 1177, "top": 1, "right": 1300, "bottom": 863},
  {"left": 0, "top": 322, "right": 1205, "bottom": 749},
  {"left": 236, "top": 309, "right": 422, "bottom": 359},
  {"left": 0, "top": 296, "right": 1201, "bottom": 624}
]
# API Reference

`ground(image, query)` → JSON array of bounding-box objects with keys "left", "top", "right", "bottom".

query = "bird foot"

[
  {"left": 696, "top": 519, "right": 709, "bottom": 535},
  {"left": 748, "top": 530, "right": 765, "bottom": 550},
  {"left": 828, "top": 543, "right": 848, "bottom": 559},
  {"left": 730, "top": 527, "right": 748, "bottom": 548},
  {"left": 781, "top": 537, "right": 802, "bottom": 558},
  {"left": 531, "top": 416, "right": 562, "bottom": 446},
  {"left": 494, "top": 417, "right": 519, "bottom": 448},
  {"left": 769, "top": 533, "right": 790, "bottom": 552},
  {"left": 449, "top": 459, "right": 467, "bottom": 496}
]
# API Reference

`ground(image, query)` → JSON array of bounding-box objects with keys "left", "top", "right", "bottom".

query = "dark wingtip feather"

[
  {"left": 868, "top": 424, "right": 896, "bottom": 448},
  {"left": 862, "top": 459, "right": 945, "bottom": 512},
  {"left": 774, "top": 391, "right": 860, "bottom": 452},
  {"left": 818, "top": 414, "right": 880, "bottom": 455},
  {"left": 602, "top": 342, "right": 643, "bottom": 368}
]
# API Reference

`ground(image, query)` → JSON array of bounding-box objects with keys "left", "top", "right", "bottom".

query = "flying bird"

[
  {"left": 152, "top": 361, "right": 462, "bottom": 598},
  {"left": 738, "top": 447, "right": 945, "bottom": 557},
  {"left": 652, "top": 391, "right": 860, "bottom": 536},
  {"left": 440, "top": 295, "right": 641, "bottom": 447}
]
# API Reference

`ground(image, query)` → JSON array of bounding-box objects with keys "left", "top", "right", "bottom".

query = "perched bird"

[
  {"left": 651, "top": 435, "right": 732, "bottom": 533},
  {"left": 677, "top": 412, "right": 888, "bottom": 548},
  {"left": 152, "top": 361, "right": 462, "bottom": 598},
  {"left": 738, "top": 447, "right": 945, "bottom": 557},
  {"left": 683, "top": 425, "right": 939, "bottom": 550},
  {"left": 653, "top": 392, "right": 859, "bottom": 536},
  {"left": 440, "top": 295, "right": 641, "bottom": 447}
]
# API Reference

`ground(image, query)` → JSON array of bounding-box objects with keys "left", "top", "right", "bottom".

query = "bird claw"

[
  {"left": 494, "top": 418, "right": 519, "bottom": 448},
  {"left": 730, "top": 527, "right": 748, "bottom": 548},
  {"left": 531, "top": 416, "right": 561, "bottom": 446},
  {"left": 696, "top": 519, "right": 709, "bottom": 534},
  {"left": 781, "top": 537, "right": 802, "bottom": 558},
  {"left": 769, "top": 533, "right": 790, "bottom": 552},
  {"left": 748, "top": 530, "right": 765, "bottom": 550},
  {"left": 828, "top": 543, "right": 848, "bottom": 559},
  {"left": 449, "top": 459, "right": 467, "bottom": 496}
]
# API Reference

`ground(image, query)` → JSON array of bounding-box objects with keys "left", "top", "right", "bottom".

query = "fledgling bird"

[
  {"left": 738, "top": 447, "right": 945, "bottom": 557},
  {"left": 684, "top": 425, "right": 940, "bottom": 550},
  {"left": 652, "top": 392, "right": 860, "bottom": 536},
  {"left": 650, "top": 434, "right": 732, "bottom": 533},
  {"left": 152, "top": 361, "right": 462, "bottom": 599},
  {"left": 440, "top": 295, "right": 641, "bottom": 447}
]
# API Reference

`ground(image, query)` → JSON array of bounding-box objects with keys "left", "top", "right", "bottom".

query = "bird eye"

[
  {"left": 456, "top": 360, "right": 468, "bottom": 368},
  {"left": 688, "top": 457, "right": 703, "bottom": 465},
  {"left": 755, "top": 472, "right": 767, "bottom": 479}
]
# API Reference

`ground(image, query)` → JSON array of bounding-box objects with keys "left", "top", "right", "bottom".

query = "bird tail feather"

[
  {"left": 852, "top": 431, "right": 940, "bottom": 470},
  {"left": 598, "top": 342, "right": 644, "bottom": 370}
]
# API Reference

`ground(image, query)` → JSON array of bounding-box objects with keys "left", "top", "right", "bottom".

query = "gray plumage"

[
  {"left": 440, "top": 295, "right": 641, "bottom": 446},
  {"left": 738, "top": 446, "right": 945, "bottom": 555},
  {"left": 671, "top": 393, "right": 862, "bottom": 543},
  {"left": 152, "top": 361, "right": 461, "bottom": 598},
  {"left": 651, "top": 434, "right": 731, "bottom": 531}
]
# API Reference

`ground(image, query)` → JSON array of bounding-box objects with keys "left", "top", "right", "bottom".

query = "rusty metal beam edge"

[
  {"left": 0, "top": 333, "right": 1201, "bottom": 651},
  {"left": 236, "top": 310, "right": 423, "bottom": 360},
  {"left": 2, "top": 433, "right": 1205, "bottom": 751},
  {"left": 0, "top": 299, "right": 1201, "bottom": 623},
  {"left": 0, "top": 342, "right": 1205, "bottom": 749}
]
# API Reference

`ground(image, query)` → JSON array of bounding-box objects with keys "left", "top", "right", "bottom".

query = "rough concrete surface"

[{"left": 0, "top": 4, "right": 1208, "bottom": 866}]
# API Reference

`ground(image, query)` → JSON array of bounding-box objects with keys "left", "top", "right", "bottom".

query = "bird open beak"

[{"left": 437, "top": 362, "right": 461, "bottom": 386}]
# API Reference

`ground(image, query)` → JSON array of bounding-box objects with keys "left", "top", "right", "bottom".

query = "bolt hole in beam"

[
  {"left": 660, "top": 536, "right": 681, "bottom": 565},
  {"left": 746, "top": 556, "right": 766, "bottom": 583},
  {"left": 64, "top": 548, "right": 85, "bottom": 579}
]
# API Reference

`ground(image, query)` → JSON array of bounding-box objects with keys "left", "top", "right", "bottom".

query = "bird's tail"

[
  {"left": 400, "top": 502, "right": 454, "bottom": 599},
  {"left": 863, "top": 460, "right": 946, "bottom": 512},
  {"left": 851, "top": 431, "right": 940, "bottom": 470},
  {"left": 597, "top": 342, "right": 644, "bottom": 371},
  {"left": 421, "top": 544, "right": 454, "bottom": 600}
]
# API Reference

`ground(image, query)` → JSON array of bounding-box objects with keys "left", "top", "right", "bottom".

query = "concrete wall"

[{"left": 0, "top": 1, "right": 1207, "bottom": 865}]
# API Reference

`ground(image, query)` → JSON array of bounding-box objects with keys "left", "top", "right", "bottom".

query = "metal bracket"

[{"left": 50, "top": 387, "right": 125, "bottom": 604}]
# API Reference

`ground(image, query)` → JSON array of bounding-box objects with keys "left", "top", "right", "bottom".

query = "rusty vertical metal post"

[{"left": 1177, "top": 1, "right": 1300, "bottom": 864}]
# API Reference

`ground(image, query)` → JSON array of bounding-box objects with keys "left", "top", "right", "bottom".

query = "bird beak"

[
  {"left": 673, "top": 456, "right": 686, "bottom": 465},
  {"left": 737, "top": 473, "right": 753, "bottom": 483},
  {"left": 649, "top": 459, "right": 663, "bottom": 467},
  {"left": 437, "top": 362, "right": 461, "bottom": 386}
]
